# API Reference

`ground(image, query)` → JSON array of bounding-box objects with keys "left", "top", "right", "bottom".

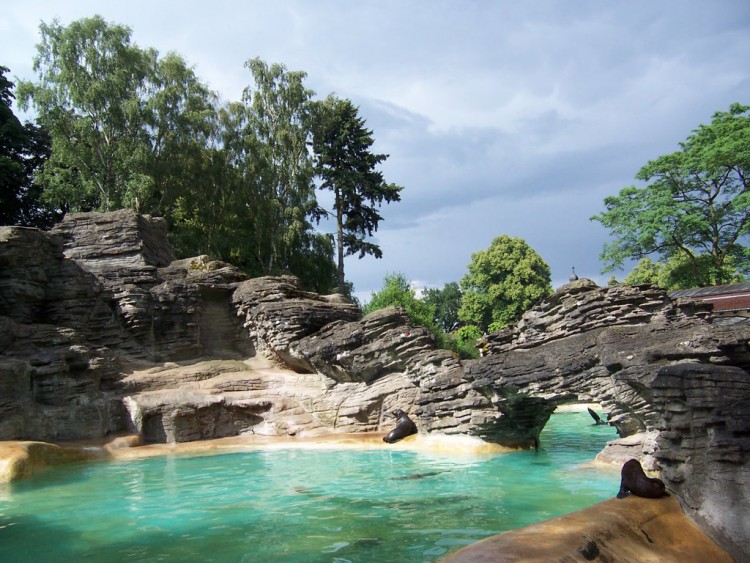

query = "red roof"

[
  {"left": 693, "top": 293, "right": 750, "bottom": 312},
  {"left": 670, "top": 283, "right": 750, "bottom": 313}
]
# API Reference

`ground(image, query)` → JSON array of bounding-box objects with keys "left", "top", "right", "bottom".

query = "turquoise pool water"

[{"left": 0, "top": 409, "right": 618, "bottom": 562}]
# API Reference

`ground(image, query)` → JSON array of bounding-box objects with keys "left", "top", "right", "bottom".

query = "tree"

[
  {"left": 1, "top": 65, "right": 28, "bottom": 224},
  {"left": 15, "top": 17, "right": 341, "bottom": 294},
  {"left": 625, "top": 254, "right": 745, "bottom": 290},
  {"left": 141, "top": 51, "right": 218, "bottom": 217},
  {"left": 458, "top": 235, "right": 552, "bottom": 331},
  {"left": 623, "top": 258, "right": 666, "bottom": 287},
  {"left": 592, "top": 103, "right": 750, "bottom": 287},
  {"left": 1, "top": 65, "right": 57, "bottom": 227},
  {"left": 167, "top": 109, "right": 239, "bottom": 263},
  {"left": 167, "top": 93, "right": 337, "bottom": 295},
  {"left": 312, "top": 95, "right": 403, "bottom": 294},
  {"left": 234, "top": 58, "right": 321, "bottom": 276},
  {"left": 423, "top": 282, "right": 462, "bottom": 332},
  {"left": 17, "top": 16, "right": 154, "bottom": 212},
  {"left": 18, "top": 17, "right": 219, "bottom": 217},
  {"left": 452, "top": 325, "right": 482, "bottom": 359},
  {"left": 362, "top": 272, "right": 437, "bottom": 332}
]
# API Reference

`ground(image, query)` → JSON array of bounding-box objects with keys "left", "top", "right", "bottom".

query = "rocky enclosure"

[{"left": 1, "top": 210, "right": 748, "bottom": 557}]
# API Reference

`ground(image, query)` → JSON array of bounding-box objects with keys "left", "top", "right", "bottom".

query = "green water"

[{"left": 0, "top": 410, "right": 618, "bottom": 562}]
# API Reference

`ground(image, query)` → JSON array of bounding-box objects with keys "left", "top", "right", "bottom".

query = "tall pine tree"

[{"left": 312, "top": 96, "right": 403, "bottom": 295}]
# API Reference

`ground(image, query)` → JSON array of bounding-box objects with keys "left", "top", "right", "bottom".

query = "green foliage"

[
  {"left": 0, "top": 66, "right": 57, "bottom": 227},
  {"left": 142, "top": 52, "right": 218, "bottom": 216},
  {"left": 239, "top": 58, "right": 320, "bottom": 276},
  {"left": 625, "top": 255, "right": 745, "bottom": 290},
  {"left": 284, "top": 231, "right": 339, "bottom": 295},
  {"left": 450, "top": 325, "right": 482, "bottom": 359},
  {"left": 16, "top": 16, "right": 337, "bottom": 293},
  {"left": 422, "top": 282, "right": 462, "bottom": 332},
  {"left": 362, "top": 273, "right": 437, "bottom": 332},
  {"left": 312, "top": 95, "right": 403, "bottom": 294},
  {"left": 458, "top": 235, "right": 552, "bottom": 331},
  {"left": 592, "top": 103, "right": 750, "bottom": 287},
  {"left": 487, "top": 321, "right": 509, "bottom": 334},
  {"left": 218, "top": 59, "right": 338, "bottom": 293},
  {"left": 623, "top": 258, "right": 666, "bottom": 286},
  {"left": 361, "top": 274, "right": 490, "bottom": 358},
  {"left": 17, "top": 16, "right": 219, "bottom": 219},
  {"left": 17, "top": 16, "right": 154, "bottom": 211},
  {"left": 16, "top": 16, "right": 409, "bottom": 296}
]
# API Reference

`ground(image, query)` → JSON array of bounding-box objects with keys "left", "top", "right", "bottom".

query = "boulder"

[
  {"left": 50, "top": 208, "right": 174, "bottom": 270},
  {"left": 444, "top": 495, "right": 733, "bottom": 562},
  {"left": 231, "top": 274, "right": 361, "bottom": 371}
]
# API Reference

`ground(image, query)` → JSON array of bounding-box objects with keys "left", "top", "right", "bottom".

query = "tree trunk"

[
  {"left": 335, "top": 189, "right": 346, "bottom": 295},
  {"left": 336, "top": 204, "right": 345, "bottom": 295}
]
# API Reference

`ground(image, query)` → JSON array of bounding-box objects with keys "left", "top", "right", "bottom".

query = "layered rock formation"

[
  {"left": 652, "top": 363, "right": 750, "bottom": 558},
  {"left": 1, "top": 210, "right": 748, "bottom": 557},
  {"left": 464, "top": 279, "right": 750, "bottom": 558},
  {"left": 467, "top": 279, "right": 745, "bottom": 448}
]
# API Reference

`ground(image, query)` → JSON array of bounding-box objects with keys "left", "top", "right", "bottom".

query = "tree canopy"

[
  {"left": 362, "top": 272, "right": 437, "bottom": 333},
  {"left": 592, "top": 103, "right": 750, "bottom": 287},
  {"left": 11, "top": 15, "right": 403, "bottom": 296},
  {"left": 362, "top": 247, "right": 551, "bottom": 359},
  {"left": 624, "top": 255, "right": 746, "bottom": 290},
  {"left": 458, "top": 235, "right": 552, "bottom": 331},
  {"left": 18, "top": 17, "right": 155, "bottom": 212},
  {"left": 312, "top": 95, "right": 403, "bottom": 294},
  {"left": 422, "top": 282, "right": 462, "bottom": 333},
  {"left": 230, "top": 57, "right": 320, "bottom": 276},
  {"left": 1, "top": 65, "right": 56, "bottom": 227}
]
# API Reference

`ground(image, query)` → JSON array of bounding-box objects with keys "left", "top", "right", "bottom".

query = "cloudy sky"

[{"left": 3, "top": 1, "right": 749, "bottom": 301}]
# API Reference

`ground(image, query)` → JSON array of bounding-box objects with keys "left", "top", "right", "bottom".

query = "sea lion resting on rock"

[
  {"left": 383, "top": 409, "right": 417, "bottom": 444},
  {"left": 617, "top": 459, "right": 667, "bottom": 499}
]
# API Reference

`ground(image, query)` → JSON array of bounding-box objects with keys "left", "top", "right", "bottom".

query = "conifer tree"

[{"left": 313, "top": 95, "right": 403, "bottom": 294}]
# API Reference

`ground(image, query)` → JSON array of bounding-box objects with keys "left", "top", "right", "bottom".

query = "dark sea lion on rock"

[
  {"left": 617, "top": 459, "right": 667, "bottom": 499},
  {"left": 383, "top": 409, "right": 417, "bottom": 443}
]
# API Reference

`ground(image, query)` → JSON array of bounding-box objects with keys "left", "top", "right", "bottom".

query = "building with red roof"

[{"left": 670, "top": 282, "right": 750, "bottom": 321}]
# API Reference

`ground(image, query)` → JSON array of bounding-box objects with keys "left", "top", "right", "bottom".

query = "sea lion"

[
  {"left": 383, "top": 409, "right": 417, "bottom": 444},
  {"left": 616, "top": 459, "right": 667, "bottom": 499},
  {"left": 587, "top": 407, "right": 608, "bottom": 425},
  {"left": 390, "top": 471, "right": 442, "bottom": 481}
]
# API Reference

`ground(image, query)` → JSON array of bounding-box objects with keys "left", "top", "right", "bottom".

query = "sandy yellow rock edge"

[
  {"left": 442, "top": 494, "right": 733, "bottom": 562},
  {"left": 0, "top": 431, "right": 510, "bottom": 483}
]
